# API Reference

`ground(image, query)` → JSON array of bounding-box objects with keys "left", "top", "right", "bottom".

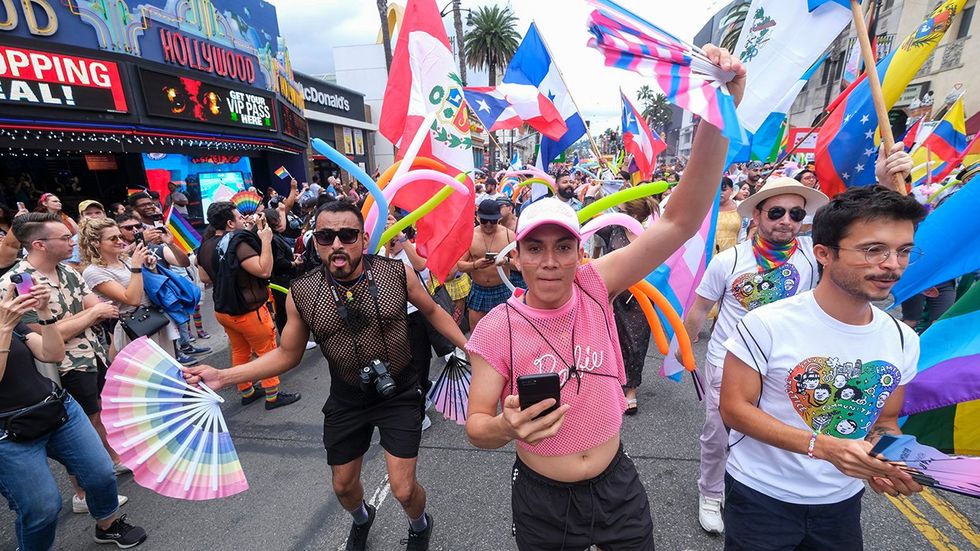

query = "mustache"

[{"left": 866, "top": 273, "right": 900, "bottom": 282}]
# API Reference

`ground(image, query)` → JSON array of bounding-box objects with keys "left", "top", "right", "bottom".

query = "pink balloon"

[
  {"left": 579, "top": 213, "right": 644, "bottom": 242},
  {"left": 365, "top": 169, "right": 471, "bottom": 235}
]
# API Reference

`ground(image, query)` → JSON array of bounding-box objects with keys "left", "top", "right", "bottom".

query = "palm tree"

[
  {"left": 636, "top": 85, "right": 672, "bottom": 131},
  {"left": 451, "top": 0, "right": 467, "bottom": 85},
  {"left": 377, "top": 0, "right": 393, "bottom": 72},
  {"left": 719, "top": 1, "right": 750, "bottom": 53},
  {"left": 464, "top": 5, "right": 520, "bottom": 170}
]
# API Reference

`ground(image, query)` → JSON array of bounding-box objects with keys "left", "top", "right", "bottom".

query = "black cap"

[
  {"left": 495, "top": 196, "right": 514, "bottom": 207},
  {"left": 477, "top": 198, "right": 502, "bottom": 220}
]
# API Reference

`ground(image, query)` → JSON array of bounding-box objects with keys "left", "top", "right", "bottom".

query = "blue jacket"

[{"left": 142, "top": 266, "right": 201, "bottom": 324}]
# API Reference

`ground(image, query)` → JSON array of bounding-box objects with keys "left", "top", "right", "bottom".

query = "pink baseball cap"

[{"left": 516, "top": 198, "right": 581, "bottom": 241}]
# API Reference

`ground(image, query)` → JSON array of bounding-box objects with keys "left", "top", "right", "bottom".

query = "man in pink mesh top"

[{"left": 464, "top": 45, "right": 745, "bottom": 551}]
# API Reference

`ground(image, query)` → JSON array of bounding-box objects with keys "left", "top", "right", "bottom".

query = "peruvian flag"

[
  {"left": 379, "top": 0, "right": 474, "bottom": 282},
  {"left": 620, "top": 91, "right": 665, "bottom": 180},
  {"left": 463, "top": 83, "right": 567, "bottom": 139}
]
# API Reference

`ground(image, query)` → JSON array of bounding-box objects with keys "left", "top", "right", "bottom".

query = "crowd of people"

[{"left": 0, "top": 44, "right": 971, "bottom": 551}]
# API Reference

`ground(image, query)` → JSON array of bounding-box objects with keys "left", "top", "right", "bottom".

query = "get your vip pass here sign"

[
  {"left": 139, "top": 68, "right": 276, "bottom": 132},
  {"left": 0, "top": 45, "right": 128, "bottom": 112}
]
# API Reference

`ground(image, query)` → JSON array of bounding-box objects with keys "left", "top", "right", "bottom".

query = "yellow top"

[{"left": 714, "top": 209, "right": 742, "bottom": 253}]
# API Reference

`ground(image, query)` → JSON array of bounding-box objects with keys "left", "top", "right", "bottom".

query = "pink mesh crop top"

[{"left": 466, "top": 263, "right": 627, "bottom": 456}]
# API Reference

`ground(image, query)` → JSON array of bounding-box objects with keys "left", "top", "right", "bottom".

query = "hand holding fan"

[
  {"left": 427, "top": 354, "right": 472, "bottom": 425},
  {"left": 231, "top": 190, "right": 262, "bottom": 215},
  {"left": 101, "top": 338, "right": 248, "bottom": 500}
]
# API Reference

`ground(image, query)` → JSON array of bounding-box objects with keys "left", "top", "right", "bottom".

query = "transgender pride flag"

[
  {"left": 586, "top": 0, "right": 744, "bottom": 146},
  {"left": 647, "top": 191, "right": 720, "bottom": 380}
]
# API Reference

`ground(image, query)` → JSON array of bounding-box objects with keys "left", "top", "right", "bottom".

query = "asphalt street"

[{"left": 1, "top": 311, "right": 978, "bottom": 551}]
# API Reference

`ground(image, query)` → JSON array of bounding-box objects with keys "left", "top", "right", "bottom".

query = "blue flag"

[{"left": 503, "top": 23, "right": 586, "bottom": 172}]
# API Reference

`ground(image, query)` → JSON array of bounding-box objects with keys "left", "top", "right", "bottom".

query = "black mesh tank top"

[{"left": 290, "top": 255, "right": 414, "bottom": 404}]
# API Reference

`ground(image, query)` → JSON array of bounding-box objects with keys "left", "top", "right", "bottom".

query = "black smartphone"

[
  {"left": 484, "top": 252, "right": 496, "bottom": 261},
  {"left": 134, "top": 231, "right": 144, "bottom": 245},
  {"left": 517, "top": 373, "right": 560, "bottom": 419}
]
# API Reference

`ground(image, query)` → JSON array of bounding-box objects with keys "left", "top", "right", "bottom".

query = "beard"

[
  {"left": 827, "top": 265, "right": 900, "bottom": 302},
  {"left": 327, "top": 251, "right": 360, "bottom": 280},
  {"left": 558, "top": 187, "right": 576, "bottom": 200},
  {"left": 757, "top": 224, "right": 797, "bottom": 245}
]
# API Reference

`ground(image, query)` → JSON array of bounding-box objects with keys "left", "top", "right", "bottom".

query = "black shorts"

[
  {"left": 723, "top": 473, "right": 864, "bottom": 551},
  {"left": 60, "top": 370, "right": 101, "bottom": 416},
  {"left": 511, "top": 446, "right": 655, "bottom": 551},
  {"left": 322, "top": 385, "right": 425, "bottom": 465}
]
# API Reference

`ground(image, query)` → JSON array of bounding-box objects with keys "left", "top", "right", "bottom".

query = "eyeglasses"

[
  {"left": 36, "top": 235, "right": 72, "bottom": 243},
  {"left": 764, "top": 206, "right": 807, "bottom": 222},
  {"left": 479, "top": 219, "right": 499, "bottom": 225},
  {"left": 832, "top": 245, "right": 923, "bottom": 265},
  {"left": 103, "top": 235, "right": 123, "bottom": 243},
  {"left": 119, "top": 224, "right": 141, "bottom": 231},
  {"left": 313, "top": 228, "right": 360, "bottom": 246}
]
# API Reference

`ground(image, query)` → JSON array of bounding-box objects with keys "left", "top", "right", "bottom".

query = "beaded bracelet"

[{"left": 807, "top": 431, "right": 819, "bottom": 459}]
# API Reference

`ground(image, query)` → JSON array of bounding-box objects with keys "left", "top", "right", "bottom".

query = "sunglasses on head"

[
  {"left": 764, "top": 206, "right": 807, "bottom": 222},
  {"left": 479, "top": 219, "right": 499, "bottom": 225},
  {"left": 313, "top": 228, "right": 361, "bottom": 245}
]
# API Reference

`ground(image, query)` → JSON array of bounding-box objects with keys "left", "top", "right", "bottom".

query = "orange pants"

[{"left": 214, "top": 306, "right": 280, "bottom": 393}]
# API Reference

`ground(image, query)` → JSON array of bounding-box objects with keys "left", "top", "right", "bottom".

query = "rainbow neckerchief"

[{"left": 752, "top": 234, "right": 799, "bottom": 273}]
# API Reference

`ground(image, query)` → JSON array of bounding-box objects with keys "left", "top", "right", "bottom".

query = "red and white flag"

[
  {"left": 620, "top": 91, "right": 665, "bottom": 180},
  {"left": 379, "top": 0, "right": 474, "bottom": 282}
]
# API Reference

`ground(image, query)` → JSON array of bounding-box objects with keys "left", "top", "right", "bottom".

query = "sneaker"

[
  {"left": 698, "top": 494, "right": 724, "bottom": 534},
  {"left": 179, "top": 344, "right": 212, "bottom": 356},
  {"left": 305, "top": 340, "right": 317, "bottom": 350},
  {"left": 94, "top": 514, "right": 147, "bottom": 548},
  {"left": 421, "top": 414, "right": 432, "bottom": 431},
  {"left": 196, "top": 330, "right": 211, "bottom": 339},
  {"left": 401, "top": 513, "right": 433, "bottom": 550},
  {"left": 176, "top": 354, "right": 198, "bottom": 367},
  {"left": 241, "top": 387, "right": 266, "bottom": 406},
  {"left": 345, "top": 503, "right": 376, "bottom": 551},
  {"left": 113, "top": 462, "right": 131, "bottom": 475},
  {"left": 73, "top": 494, "right": 128, "bottom": 514},
  {"left": 265, "top": 392, "right": 301, "bottom": 410}
]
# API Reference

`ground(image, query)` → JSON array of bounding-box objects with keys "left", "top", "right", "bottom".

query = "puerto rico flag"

[
  {"left": 379, "top": 0, "right": 474, "bottom": 282},
  {"left": 620, "top": 91, "right": 665, "bottom": 180},
  {"left": 464, "top": 83, "right": 567, "bottom": 139}
]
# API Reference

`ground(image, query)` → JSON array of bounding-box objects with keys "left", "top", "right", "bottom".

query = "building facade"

[{"left": 0, "top": 0, "right": 308, "bottom": 223}]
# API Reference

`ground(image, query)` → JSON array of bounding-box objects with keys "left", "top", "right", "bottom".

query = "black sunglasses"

[
  {"left": 764, "top": 206, "right": 807, "bottom": 222},
  {"left": 313, "top": 228, "right": 361, "bottom": 245},
  {"left": 479, "top": 219, "right": 499, "bottom": 225}
]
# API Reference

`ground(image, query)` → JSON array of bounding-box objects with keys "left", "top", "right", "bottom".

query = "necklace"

[{"left": 481, "top": 227, "right": 496, "bottom": 255}]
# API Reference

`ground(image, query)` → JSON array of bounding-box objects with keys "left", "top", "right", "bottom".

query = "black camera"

[{"left": 360, "top": 360, "right": 397, "bottom": 398}]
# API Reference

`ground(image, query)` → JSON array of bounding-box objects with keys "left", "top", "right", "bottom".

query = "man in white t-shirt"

[
  {"left": 680, "top": 177, "right": 828, "bottom": 534},
  {"left": 719, "top": 185, "right": 927, "bottom": 550}
]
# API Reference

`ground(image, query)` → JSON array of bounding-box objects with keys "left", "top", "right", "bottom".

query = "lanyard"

[{"left": 325, "top": 256, "right": 391, "bottom": 362}]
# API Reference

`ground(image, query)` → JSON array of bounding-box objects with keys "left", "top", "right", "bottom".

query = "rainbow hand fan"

[
  {"left": 230, "top": 190, "right": 262, "bottom": 215},
  {"left": 427, "top": 354, "right": 471, "bottom": 425},
  {"left": 101, "top": 338, "right": 248, "bottom": 500}
]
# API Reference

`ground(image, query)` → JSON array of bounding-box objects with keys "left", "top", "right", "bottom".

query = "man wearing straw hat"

[{"left": 679, "top": 176, "right": 828, "bottom": 534}]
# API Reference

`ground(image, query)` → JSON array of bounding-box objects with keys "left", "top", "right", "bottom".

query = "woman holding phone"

[{"left": 78, "top": 218, "right": 176, "bottom": 357}]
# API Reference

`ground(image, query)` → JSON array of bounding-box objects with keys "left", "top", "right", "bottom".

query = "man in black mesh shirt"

[{"left": 185, "top": 200, "right": 467, "bottom": 551}]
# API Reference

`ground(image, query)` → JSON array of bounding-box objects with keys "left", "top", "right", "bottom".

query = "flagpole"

[
  {"left": 849, "top": 0, "right": 906, "bottom": 194},
  {"left": 926, "top": 145, "right": 933, "bottom": 185},
  {"left": 532, "top": 20, "right": 608, "bottom": 170}
]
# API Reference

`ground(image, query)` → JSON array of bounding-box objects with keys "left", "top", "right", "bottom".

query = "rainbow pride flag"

[
  {"left": 901, "top": 283, "right": 980, "bottom": 455},
  {"left": 274, "top": 166, "right": 291, "bottom": 180},
  {"left": 165, "top": 206, "right": 201, "bottom": 254}
]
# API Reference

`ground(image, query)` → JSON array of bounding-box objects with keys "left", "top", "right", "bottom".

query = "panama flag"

[
  {"left": 464, "top": 83, "right": 567, "bottom": 139},
  {"left": 620, "top": 91, "right": 665, "bottom": 180},
  {"left": 379, "top": 0, "right": 475, "bottom": 282},
  {"left": 503, "top": 23, "right": 586, "bottom": 173},
  {"left": 732, "top": 0, "right": 851, "bottom": 134}
]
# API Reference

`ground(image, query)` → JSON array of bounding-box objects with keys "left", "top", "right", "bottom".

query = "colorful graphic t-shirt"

[
  {"left": 696, "top": 237, "right": 817, "bottom": 367},
  {"left": 466, "top": 263, "right": 627, "bottom": 457},
  {"left": 723, "top": 291, "right": 919, "bottom": 504}
]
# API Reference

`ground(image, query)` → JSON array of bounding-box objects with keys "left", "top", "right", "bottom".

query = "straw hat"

[{"left": 737, "top": 177, "right": 829, "bottom": 218}]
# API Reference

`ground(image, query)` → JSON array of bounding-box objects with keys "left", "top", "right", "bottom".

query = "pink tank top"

[{"left": 466, "top": 263, "right": 627, "bottom": 456}]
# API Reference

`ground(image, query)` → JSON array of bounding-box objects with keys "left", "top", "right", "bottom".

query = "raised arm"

[{"left": 593, "top": 45, "right": 745, "bottom": 297}]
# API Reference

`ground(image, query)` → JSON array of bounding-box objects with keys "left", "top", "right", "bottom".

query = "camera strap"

[{"left": 325, "top": 256, "right": 392, "bottom": 364}]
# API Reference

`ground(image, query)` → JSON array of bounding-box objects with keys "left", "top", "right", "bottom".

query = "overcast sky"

[{"left": 269, "top": 0, "right": 723, "bottom": 132}]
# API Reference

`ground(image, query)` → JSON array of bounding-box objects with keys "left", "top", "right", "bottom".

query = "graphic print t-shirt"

[
  {"left": 696, "top": 237, "right": 817, "bottom": 367},
  {"left": 723, "top": 291, "right": 919, "bottom": 504}
]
